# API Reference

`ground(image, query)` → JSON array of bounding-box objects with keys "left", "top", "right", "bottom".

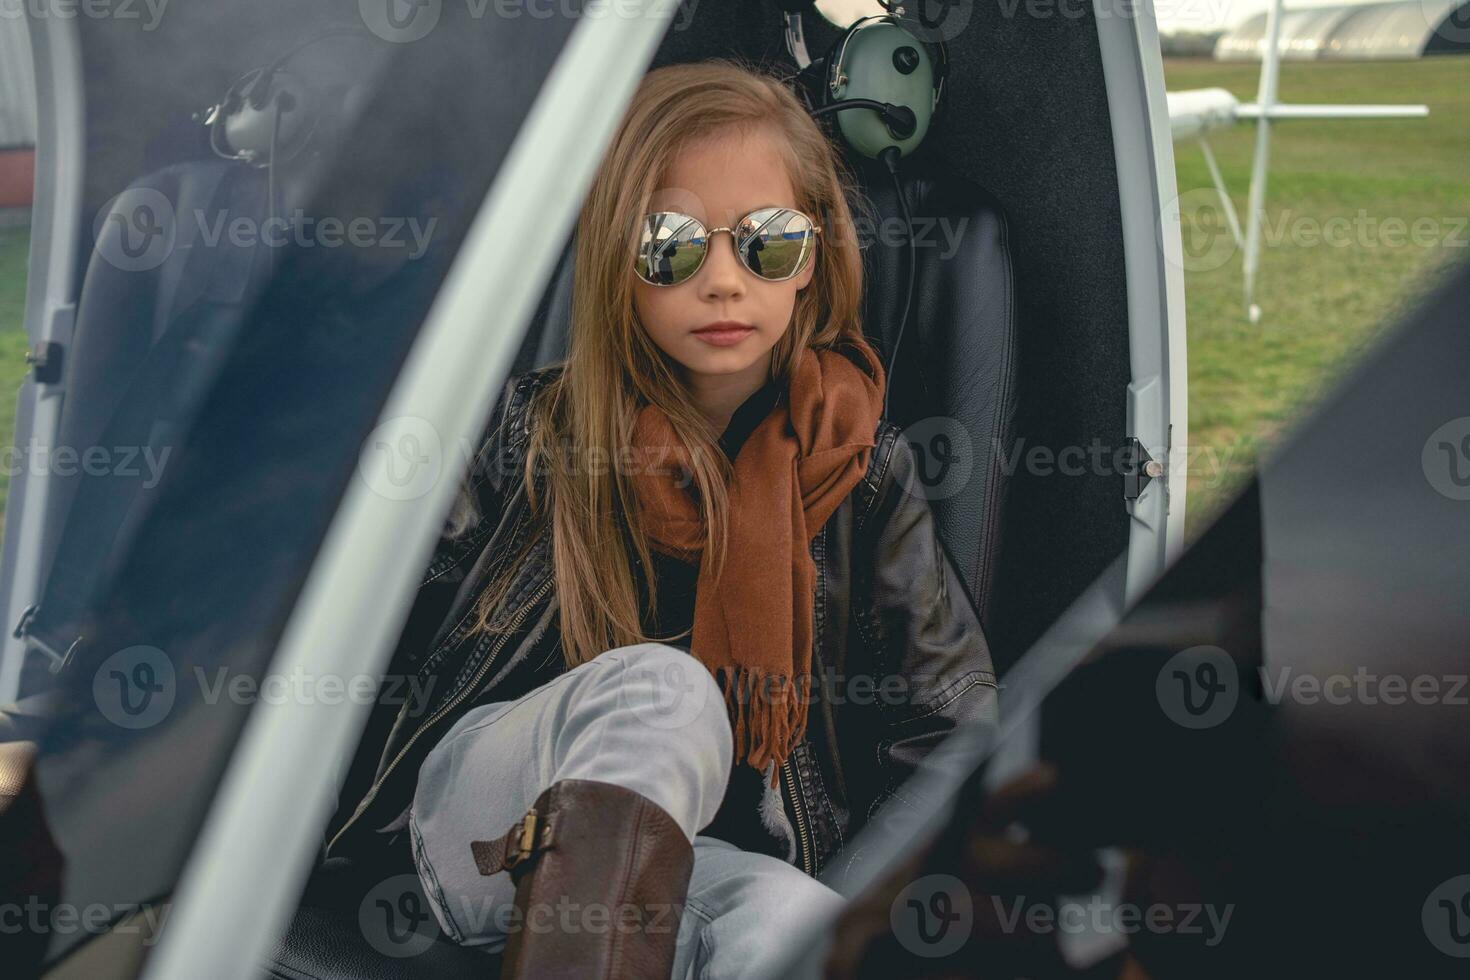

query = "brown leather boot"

[{"left": 471, "top": 778, "right": 695, "bottom": 980}]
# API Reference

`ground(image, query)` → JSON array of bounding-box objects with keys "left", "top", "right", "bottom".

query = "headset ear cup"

[
  {"left": 216, "top": 70, "right": 318, "bottom": 166},
  {"left": 202, "top": 26, "right": 378, "bottom": 167},
  {"left": 817, "top": 14, "right": 943, "bottom": 160}
]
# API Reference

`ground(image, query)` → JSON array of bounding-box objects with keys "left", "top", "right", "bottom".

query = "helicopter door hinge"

[
  {"left": 25, "top": 342, "right": 64, "bottom": 385},
  {"left": 12, "top": 603, "right": 82, "bottom": 674},
  {"left": 1122, "top": 438, "right": 1164, "bottom": 501}
]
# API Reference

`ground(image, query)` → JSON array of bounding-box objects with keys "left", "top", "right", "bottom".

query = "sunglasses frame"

[{"left": 635, "top": 206, "right": 823, "bottom": 287}]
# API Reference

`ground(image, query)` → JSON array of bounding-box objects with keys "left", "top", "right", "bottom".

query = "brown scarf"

[{"left": 629, "top": 337, "right": 886, "bottom": 781}]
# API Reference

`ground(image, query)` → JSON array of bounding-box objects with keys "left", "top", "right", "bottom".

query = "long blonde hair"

[{"left": 454, "top": 57, "right": 876, "bottom": 667}]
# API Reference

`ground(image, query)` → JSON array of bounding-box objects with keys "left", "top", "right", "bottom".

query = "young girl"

[{"left": 387, "top": 58, "right": 998, "bottom": 979}]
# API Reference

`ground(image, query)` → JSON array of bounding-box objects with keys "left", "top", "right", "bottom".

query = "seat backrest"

[
  {"left": 511, "top": 161, "right": 1018, "bottom": 630},
  {"left": 25, "top": 160, "right": 276, "bottom": 669},
  {"left": 856, "top": 161, "right": 1019, "bottom": 629}
]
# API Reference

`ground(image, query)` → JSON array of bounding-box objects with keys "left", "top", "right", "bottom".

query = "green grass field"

[
  {"left": 0, "top": 224, "right": 30, "bottom": 517},
  {"left": 0, "top": 58, "right": 1466, "bottom": 537},
  {"left": 1164, "top": 57, "right": 1470, "bottom": 538}
]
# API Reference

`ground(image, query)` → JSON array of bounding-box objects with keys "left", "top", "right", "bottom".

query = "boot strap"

[{"left": 470, "top": 806, "right": 558, "bottom": 877}]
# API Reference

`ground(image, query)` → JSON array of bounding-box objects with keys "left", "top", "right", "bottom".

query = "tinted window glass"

[{"left": 12, "top": 1, "right": 582, "bottom": 964}]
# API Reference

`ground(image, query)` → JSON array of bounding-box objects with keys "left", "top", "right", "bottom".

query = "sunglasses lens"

[
  {"left": 636, "top": 212, "right": 707, "bottom": 286},
  {"left": 737, "top": 208, "right": 816, "bottom": 281},
  {"left": 635, "top": 208, "right": 817, "bottom": 285}
]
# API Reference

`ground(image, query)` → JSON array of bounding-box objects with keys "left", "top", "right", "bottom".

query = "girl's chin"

[{"left": 675, "top": 346, "right": 767, "bottom": 378}]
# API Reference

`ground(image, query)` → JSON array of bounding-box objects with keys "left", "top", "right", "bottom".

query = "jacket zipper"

[
  {"left": 782, "top": 756, "right": 814, "bottom": 876},
  {"left": 327, "top": 576, "right": 554, "bottom": 856},
  {"left": 780, "top": 531, "right": 820, "bottom": 877}
]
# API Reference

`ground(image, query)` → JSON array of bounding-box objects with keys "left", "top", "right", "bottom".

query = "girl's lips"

[{"left": 691, "top": 326, "right": 755, "bottom": 347}]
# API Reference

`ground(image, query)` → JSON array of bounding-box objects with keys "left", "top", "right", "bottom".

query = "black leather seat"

[
  {"left": 264, "top": 162, "right": 1017, "bottom": 980},
  {"left": 21, "top": 160, "right": 277, "bottom": 676},
  {"left": 262, "top": 858, "right": 495, "bottom": 980},
  {"left": 265, "top": 906, "right": 494, "bottom": 980},
  {"left": 851, "top": 159, "right": 1018, "bottom": 629}
]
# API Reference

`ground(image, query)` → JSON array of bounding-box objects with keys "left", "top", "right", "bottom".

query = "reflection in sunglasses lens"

[{"left": 636, "top": 208, "right": 814, "bottom": 286}]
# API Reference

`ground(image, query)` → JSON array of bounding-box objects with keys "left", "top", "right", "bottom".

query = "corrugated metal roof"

[
  {"left": 1215, "top": 0, "right": 1470, "bottom": 60},
  {"left": 0, "top": 16, "right": 37, "bottom": 148}
]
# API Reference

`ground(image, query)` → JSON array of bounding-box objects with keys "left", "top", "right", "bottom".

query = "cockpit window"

[{"left": 13, "top": 3, "right": 579, "bottom": 961}]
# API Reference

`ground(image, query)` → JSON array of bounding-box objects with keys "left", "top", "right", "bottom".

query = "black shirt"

[{"left": 630, "top": 377, "right": 790, "bottom": 859}]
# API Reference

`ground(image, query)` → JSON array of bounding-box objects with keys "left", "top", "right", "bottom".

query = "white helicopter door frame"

[
  {"left": 1093, "top": 0, "right": 1191, "bottom": 603},
  {"left": 0, "top": 11, "right": 87, "bottom": 703}
]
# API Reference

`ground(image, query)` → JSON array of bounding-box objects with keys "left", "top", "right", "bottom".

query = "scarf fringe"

[{"left": 713, "top": 664, "right": 811, "bottom": 787}]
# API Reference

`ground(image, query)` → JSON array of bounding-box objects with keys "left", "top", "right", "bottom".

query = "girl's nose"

[{"left": 697, "top": 231, "right": 747, "bottom": 301}]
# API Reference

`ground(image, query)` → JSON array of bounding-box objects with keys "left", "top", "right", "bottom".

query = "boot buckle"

[
  {"left": 504, "top": 810, "right": 540, "bottom": 870},
  {"left": 470, "top": 807, "right": 547, "bottom": 876}
]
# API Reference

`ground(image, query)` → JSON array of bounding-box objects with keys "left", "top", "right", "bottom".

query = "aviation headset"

[
  {"left": 784, "top": 1, "right": 951, "bottom": 418},
  {"left": 197, "top": 28, "right": 378, "bottom": 272},
  {"left": 793, "top": 8, "right": 948, "bottom": 160},
  {"left": 199, "top": 27, "right": 375, "bottom": 168}
]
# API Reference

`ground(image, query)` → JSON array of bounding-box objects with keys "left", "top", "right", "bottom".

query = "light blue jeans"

[{"left": 408, "top": 642, "right": 844, "bottom": 980}]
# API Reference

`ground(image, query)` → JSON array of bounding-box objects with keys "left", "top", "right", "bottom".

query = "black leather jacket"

[{"left": 325, "top": 365, "right": 999, "bottom": 879}]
